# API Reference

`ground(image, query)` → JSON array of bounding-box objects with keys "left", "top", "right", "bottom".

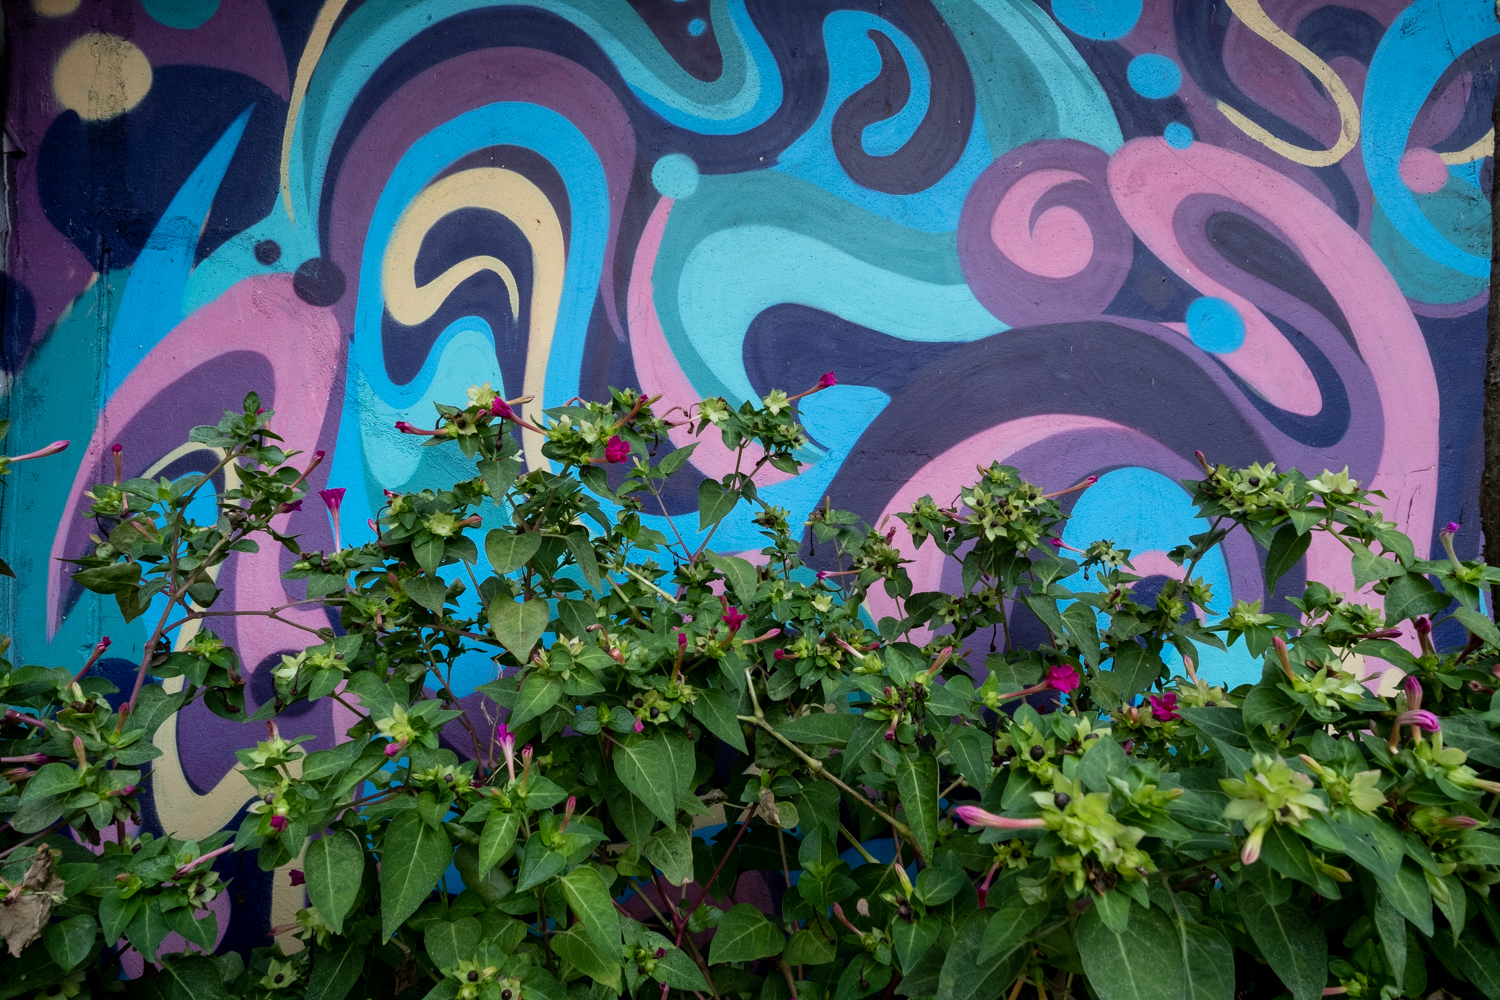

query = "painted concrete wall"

[{"left": 1, "top": 0, "right": 1495, "bottom": 950}]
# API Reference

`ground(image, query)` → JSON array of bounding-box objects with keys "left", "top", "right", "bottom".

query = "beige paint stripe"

[{"left": 279, "top": 0, "right": 352, "bottom": 223}]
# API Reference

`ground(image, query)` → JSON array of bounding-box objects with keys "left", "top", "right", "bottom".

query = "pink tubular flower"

[
  {"left": 953, "top": 805, "right": 1046, "bottom": 830},
  {"left": 278, "top": 500, "right": 302, "bottom": 514},
  {"left": 497, "top": 722, "right": 516, "bottom": 782},
  {"left": 288, "top": 869, "right": 305, "bottom": 887},
  {"left": 94, "top": 636, "right": 111, "bottom": 653},
  {"left": 6, "top": 440, "right": 68, "bottom": 464},
  {"left": 1403, "top": 675, "right": 1423, "bottom": 711},
  {"left": 816, "top": 570, "right": 831, "bottom": 580},
  {"left": 1149, "top": 692, "right": 1181, "bottom": 722},
  {"left": 384, "top": 739, "right": 407, "bottom": 758},
  {"left": 394, "top": 421, "right": 441, "bottom": 436},
  {"left": 774, "top": 648, "right": 789, "bottom": 660},
  {"left": 320, "top": 487, "right": 346, "bottom": 551},
  {"left": 605, "top": 435, "right": 631, "bottom": 464},
  {"left": 633, "top": 718, "right": 645, "bottom": 734},
  {"left": 1241, "top": 826, "right": 1266, "bottom": 865},
  {"left": 1395, "top": 710, "right": 1440, "bottom": 733},
  {"left": 490, "top": 397, "right": 515, "bottom": 420},
  {"left": 722, "top": 607, "right": 746, "bottom": 633},
  {"left": 269, "top": 815, "right": 288, "bottom": 833},
  {"left": 1435, "top": 815, "right": 1479, "bottom": 829},
  {"left": 1046, "top": 664, "right": 1080, "bottom": 693},
  {"left": 817, "top": 371, "right": 837, "bottom": 389},
  {"left": 1048, "top": 538, "right": 1064, "bottom": 548}
]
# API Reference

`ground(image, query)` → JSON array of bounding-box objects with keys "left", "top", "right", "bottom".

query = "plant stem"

[{"left": 675, "top": 804, "right": 756, "bottom": 947}]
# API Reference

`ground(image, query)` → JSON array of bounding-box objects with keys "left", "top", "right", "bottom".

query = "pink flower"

[
  {"left": 497, "top": 722, "right": 517, "bottom": 782},
  {"left": 1443, "top": 521, "right": 1461, "bottom": 535},
  {"left": 320, "top": 488, "right": 346, "bottom": 550},
  {"left": 490, "top": 397, "right": 515, "bottom": 420},
  {"left": 605, "top": 435, "right": 631, "bottom": 464},
  {"left": 1414, "top": 616, "right": 1432, "bottom": 637},
  {"left": 256, "top": 408, "right": 266, "bottom": 416},
  {"left": 110, "top": 443, "right": 122, "bottom": 455},
  {"left": 288, "top": 869, "right": 305, "bottom": 886},
  {"left": 1148, "top": 692, "right": 1180, "bottom": 721},
  {"left": 774, "top": 648, "right": 788, "bottom": 660},
  {"left": 722, "top": 607, "right": 746, "bottom": 632},
  {"left": 1045, "top": 664, "right": 1080, "bottom": 693},
  {"left": 1048, "top": 538, "right": 1064, "bottom": 548},
  {"left": 816, "top": 570, "right": 830, "bottom": 580},
  {"left": 817, "top": 371, "right": 837, "bottom": 389},
  {"left": 6, "top": 440, "right": 68, "bottom": 464},
  {"left": 269, "top": 815, "right": 288, "bottom": 833},
  {"left": 634, "top": 718, "right": 645, "bottom": 734},
  {"left": 278, "top": 500, "right": 302, "bottom": 513},
  {"left": 677, "top": 631, "right": 688, "bottom": 649},
  {"left": 953, "top": 805, "right": 1046, "bottom": 830},
  {"left": 1403, "top": 675, "right": 1423, "bottom": 711},
  {"left": 1395, "top": 710, "right": 1440, "bottom": 733}
]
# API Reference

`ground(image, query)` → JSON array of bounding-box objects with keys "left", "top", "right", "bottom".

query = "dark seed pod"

[
  {"left": 1029, "top": 745, "right": 1045, "bottom": 761},
  {"left": 1053, "top": 792, "right": 1071, "bottom": 810}
]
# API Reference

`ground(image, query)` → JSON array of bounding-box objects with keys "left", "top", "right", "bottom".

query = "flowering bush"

[{"left": 3, "top": 381, "right": 1500, "bottom": 1000}]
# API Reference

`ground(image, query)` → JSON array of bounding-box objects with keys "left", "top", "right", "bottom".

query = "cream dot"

[
  {"left": 33, "top": 0, "right": 82, "bottom": 16},
  {"left": 53, "top": 34, "right": 152, "bottom": 121}
]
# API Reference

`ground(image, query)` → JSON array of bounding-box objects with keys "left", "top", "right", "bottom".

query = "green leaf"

[
  {"left": 976, "top": 907, "right": 1044, "bottom": 965},
  {"left": 914, "top": 866, "right": 967, "bottom": 907},
  {"left": 42, "top": 914, "right": 95, "bottom": 972},
  {"left": 426, "top": 917, "right": 481, "bottom": 973},
  {"left": 305, "top": 831, "right": 364, "bottom": 935},
  {"left": 1178, "top": 921, "right": 1234, "bottom": 1000},
  {"left": 708, "top": 904, "right": 785, "bottom": 964},
  {"left": 1100, "top": 642, "right": 1162, "bottom": 702},
  {"left": 1452, "top": 932, "right": 1500, "bottom": 1000},
  {"left": 479, "top": 810, "right": 521, "bottom": 876},
  {"left": 413, "top": 534, "right": 445, "bottom": 575},
  {"left": 561, "top": 867, "right": 622, "bottom": 954},
  {"left": 99, "top": 891, "right": 142, "bottom": 944},
  {"left": 946, "top": 727, "right": 991, "bottom": 791},
  {"left": 485, "top": 530, "right": 542, "bottom": 575},
  {"left": 1373, "top": 894, "right": 1407, "bottom": 992},
  {"left": 126, "top": 897, "right": 170, "bottom": 962},
  {"left": 775, "top": 712, "right": 855, "bottom": 746},
  {"left": 515, "top": 837, "right": 567, "bottom": 892},
  {"left": 564, "top": 531, "right": 603, "bottom": 590},
  {"left": 403, "top": 574, "right": 450, "bottom": 613},
  {"left": 1454, "top": 605, "right": 1500, "bottom": 648},
  {"left": 653, "top": 947, "right": 708, "bottom": 992},
  {"left": 509, "top": 673, "right": 562, "bottom": 728},
  {"left": 1375, "top": 861, "right": 1433, "bottom": 936},
  {"left": 1077, "top": 734, "right": 1130, "bottom": 794},
  {"left": 380, "top": 810, "right": 453, "bottom": 941},
  {"left": 20, "top": 763, "right": 80, "bottom": 802},
  {"left": 786, "top": 927, "right": 838, "bottom": 966},
  {"left": 614, "top": 735, "right": 681, "bottom": 826},
  {"left": 934, "top": 911, "right": 1029, "bottom": 1000},
  {"left": 153, "top": 955, "right": 232, "bottom": 1000},
  {"left": 689, "top": 687, "right": 747, "bottom": 753},
  {"left": 163, "top": 906, "right": 216, "bottom": 952},
  {"left": 1236, "top": 884, "right": 1325, "bottom": 1000},
  {"left": 72, "top": 560, "right": 141, "bottom": 595},
  {"left": 1178, "top": 707, "right": 1248, "bottom": 748},
  {"left": 478, "top": 456, "right": 521, "bottom": 507},
  {"left": 1383, "top": 572, "right": 1451, "bottom": 626},
  {"left": 1352, "top": 546, "right": 1403, "bottom": 589},
  {"left": 645, "top": 824, "right": 695, "bottom": 886},
  {"left": 552, "top": 924, "right": 622, "bottom": 990},
  {"left": 697, "top": 479, "right": 738, "bottom": 530},
  {"left": 305, "top": 940, "right": 365, "bottom": 1000},
  {"left": 487, "top": 596, "right": 550, "bottom": 659},
  {"left": 1074, "top": 903, "right": 1186, "bottom": 1000},
  {"left": 705, "top": 552, "right": 758, "bottom": 605},
  {"left": 1265, "top": 525, "right": 1312, "bottom": 592},
  {"left": 655, "top": 441, "right": 697, "bottom": 478},
  {"left": 895, "top": 751, "right": 938, "bottom": 861}
]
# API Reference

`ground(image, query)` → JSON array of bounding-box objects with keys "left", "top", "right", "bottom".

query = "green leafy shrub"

[{"left": 4, "top": 379, "right": 1500, "bottom": 1000}]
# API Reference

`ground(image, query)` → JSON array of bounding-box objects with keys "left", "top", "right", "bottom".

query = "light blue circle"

[
  {"left": 143, "top": 0, "right": 220, "bottom": 28},
  {"left": 688, "top": 17, "right": 707, "bottom": 36},
  {"left": 1164, "top": 121, "right": 1194, "bottom": 149},
  {"left": 1051, "top": 0, "right": 1142, "bottom": 40},
  {"left": 1127, "top": 54, "right": 1181, "bottom": 98},
  {"left": 652, "top": 153, "right": 700, "bottom": 199},
  {"left": 1186, "top": 297, "right": 1246, "bottom": 353}
]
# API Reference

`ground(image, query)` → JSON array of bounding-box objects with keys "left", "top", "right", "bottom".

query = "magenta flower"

[
  {"left": 497, "top": 722, "right": 516, "bottom": 782},
  {"left": 1149, "top": 692, "right": 1181, "bottom": 722},
  {"left": 110, "top": 443, "right": 122, "bottom": 455},
  {"left": 1403, "top": 674, "right": 1423, "bottom": 711},
  {"left": 953, "top": 805, "right": 1046, "bottom": 830},
  {"left": 817, "top": 371, "right": 837, "bottom": 389},
  {"left": 269, "top": 815, "right": 288, "bottom": 833},
  {"left": 677, "top": 631, "right": 688, "bottom": 649},
  {"left": 1443, "top": 521, "right": 1461, "bottom": 535},
  {"left": 384, "top": 739, "right": 407, "bottom": 758},
  {"left": 490, "top": 397, "right": 515, "bottom": 420},
  {"left": 278, "top": 500, "right": 302, "bottom": 513},
  {"left": 320, "top": 488, "right": 346, "bottom": 550},
  {"left": 633, "top": 718, "right": 645, "bottom": 734},
  {"left": 1048, "top": 538, "right": 1063, "bottom": 548},
  {"left": 6, "top": 440, "right": 68, "bottom": 464},
  {"left": 1396, "top": 710, "right": 1440, "bottom": 733},
  {"left": 774, "top": 648, "right": 788, "bottom": 660},
  {"left": 816, "top": 570, "right": 830, "bottom": 580},
  {"left": 288, "top": 869, "right": 305, "bottom": 887},
  {"left": 605, "top": 435, "right": 631, "bottom": 464},
  {"left": 1046, "top": 664, "right": 1080, "bottom": 693},
  {"left": 722, "top": 607, "right": 746, "bottom": 633},
  {"left": 1414, "top": 616, "right": 1432, "bottom": 637},
  {"left": 95, "top": 636, "right": 111, "bottom": 653}
]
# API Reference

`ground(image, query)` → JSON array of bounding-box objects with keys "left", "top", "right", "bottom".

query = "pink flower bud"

[
  {"left": 269, "top": 815, "right": 288, "bottom": 832},
  {"left": 1435, "top": 815, "right": 1479, "bottom": 829},
  {"left": 655, "top": 948, "right": 666, "bottom": 959},
  {"left": 677, "top": 631, "right": 688, "bottom": 649},
  {"left": 1415, "top": 616, "right": 1432, "bottom": 637},
  {"left": 952, "top": 805, "right": 1046, "bottom": 830},
  {"left": 634, "top": 718, "right": 645, "bottom": 733},
  {"left": 1403, "top": 674, "right": 1423, "bottom": 711},
  {"left": 1443, "top": 521, "right": 1461, "bottom": 535},
  {"left": 1396, "top": 710, "right": 1440, "bottom": 733},
  {"left": 816, "top": 570, "right": 830, "bottom": 580},
  {"left": 110, "top": 443, "right": 122, "bottom": 455}
]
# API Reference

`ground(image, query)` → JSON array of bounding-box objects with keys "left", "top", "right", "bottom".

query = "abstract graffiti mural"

[{"left": 1, "top": 0, "right": 1497, "bottom": 953}]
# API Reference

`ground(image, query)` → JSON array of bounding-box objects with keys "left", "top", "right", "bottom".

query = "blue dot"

[
  {"left": 1127, "top": 54, "right": 1181, "bottom": 99},
  {"left": 688, "top": 17, "right": 707, "bottom": 36},
  {"left": 652, "top": 154, "right": 700, "bottom": 199},
  {"left": 1164, "top": 121, "right": 1194, "bottom": 149},
  {"left": 1051, "top": 0, "right": 1142, "bottom": 40},
  {"left": 1186, "top": 297, "right": 1245, "bottom": 354}
]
